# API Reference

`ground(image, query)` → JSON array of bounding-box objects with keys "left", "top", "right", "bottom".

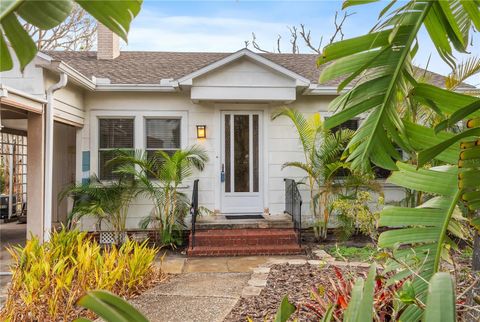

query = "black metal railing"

[
  {"left": 190, "top": 179, "right": 199, "bottom": 249},
  {"left": 284, "top": 178, "right": 302, "bottom": 245}
]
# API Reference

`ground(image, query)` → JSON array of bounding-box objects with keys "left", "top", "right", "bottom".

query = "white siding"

[
  {"left": 0, "top": 51, "right": 46, "bottom": 97},
  {"left": 80, "top": 90, "right": 406, "bottom": 230},
  {"left": 44, "top": 71, "right": 86, "bottom": 126},
  {"left": 191, "top": 57, "right": 297, "bottom": 101}
]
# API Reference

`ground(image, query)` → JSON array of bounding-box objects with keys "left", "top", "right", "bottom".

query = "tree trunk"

[
  {"left": 468, "top": 231, "right": 480, "bottom": 321},
  {"left": 473, "top": 232, "right": 480, "bottom": 271}
]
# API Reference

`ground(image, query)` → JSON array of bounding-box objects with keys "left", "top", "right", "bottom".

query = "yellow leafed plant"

[{"left": 0, "top": 229, "right": 163, "bottom": 322}]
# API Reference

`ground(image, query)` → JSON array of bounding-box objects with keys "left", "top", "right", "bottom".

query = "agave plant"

[{"left": 110, "top": 146, "right": 208, "bottom": 245}]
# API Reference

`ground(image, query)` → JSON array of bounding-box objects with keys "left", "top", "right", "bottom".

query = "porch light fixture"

[{"left": 196, "top": 125, "right": 206, "bottom": 139}]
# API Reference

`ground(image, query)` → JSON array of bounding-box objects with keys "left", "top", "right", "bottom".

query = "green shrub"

[
  {"left": 0, "top": 229, "right": 161, "bottom": 322},
  {"left": 332, "top": 191, "right": 383, "bottom": 241},
  {"left": 327, "top": 244, "right": 379, "bottom": 262}
]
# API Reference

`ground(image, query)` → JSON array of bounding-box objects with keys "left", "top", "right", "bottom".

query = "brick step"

[
  {"left": 189, "top": 229, "right": 299, "bottom": 247},
  {"left": 191, "top": 236, "right": 298, "bottom": 247},
  {"left": 187, "top": 244, "right": 303, "bottom": 257},
  {"left": 187, "top": 228, "right": 303, "bottom": 256},
  {"left": 192, "top": 228, "right": 296, "bottom": 237}
]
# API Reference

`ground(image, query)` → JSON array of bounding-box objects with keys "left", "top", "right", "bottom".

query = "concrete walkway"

[
  {"left": 159, "top": 254, "right": 302, "bottom": 274},
  {"left": 130, "top": 272, "right": 250, "bottom": 322},
  {"left": 130, "top": 255, "right": 307, "bottom": 322},
  {"left": 0, "top": 222, "right": 26, "bottom": 307}
]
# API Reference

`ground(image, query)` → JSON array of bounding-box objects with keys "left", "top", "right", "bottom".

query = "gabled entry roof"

[{"left": 177, "top": 49, "right": 310, "bottom": 87}]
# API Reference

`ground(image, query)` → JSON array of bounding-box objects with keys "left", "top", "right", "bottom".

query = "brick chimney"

[{"left": 97, "top": 23, "right": 120, "bottom": 60}]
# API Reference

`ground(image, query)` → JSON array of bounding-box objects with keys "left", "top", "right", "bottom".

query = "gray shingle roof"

[{"left": 44, "top": 50, "right": 475, "bottom": 88}]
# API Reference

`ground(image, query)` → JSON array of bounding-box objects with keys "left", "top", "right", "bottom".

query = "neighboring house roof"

[{"left": 44, "top": 50, "right": 475, "bottom": 89}]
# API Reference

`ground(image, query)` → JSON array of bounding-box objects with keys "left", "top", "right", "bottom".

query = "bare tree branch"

[
  {"left": 23, "top": 4, "right": 97, "bottom": 51},
  {"left": 251, "top": 32, "right": 273, "bottom": 53},
  {"left": 246, "top": 10, "right": 354, "bottom": 54},
  {"left": 299, "top": 24, "right": 322, "bottom": 54},
  {"left": 329, "top": 11, "right": 355, "bottom": 44},
  {"left": 288, "top": 26, "right": 298, "bottom": 54}
]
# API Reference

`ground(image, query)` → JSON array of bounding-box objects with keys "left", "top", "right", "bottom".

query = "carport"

[
  {"left": 0, "top": 85, "right": 46, "bottom": 242},
  {"left": 0, "top": 85, "right": 77, "bottom": 244}
]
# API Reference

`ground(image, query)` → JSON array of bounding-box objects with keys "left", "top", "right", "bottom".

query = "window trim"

[
  {"left": 90, "top": 110, "right": 188, "bottom": 181},
  {"left": 98, "top": 117, "right": 135, "bottom": 180},
  {"left": 144, "top": 116, "right": 182, "bottom": 155}
]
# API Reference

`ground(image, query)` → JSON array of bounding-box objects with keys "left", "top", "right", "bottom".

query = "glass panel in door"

[
  {"left": 221, "top": 111, "right": 263, "bottom": 213},
  {"left": 234, "top": 115, "right": 250, "bottom": 192},
  {"left": 223, "top": 113, "right": 260, "bottom": 194}
]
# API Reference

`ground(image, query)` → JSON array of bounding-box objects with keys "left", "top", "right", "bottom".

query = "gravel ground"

[{"left": 225, "top": 263, "right": 366, "bottom": 322}]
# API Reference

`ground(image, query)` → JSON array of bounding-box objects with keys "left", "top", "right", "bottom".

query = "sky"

[{"left": 123, "top": 0, "right": 480, "bottom": 86}]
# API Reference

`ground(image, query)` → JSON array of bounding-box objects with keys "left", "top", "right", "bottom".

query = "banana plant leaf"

[
  {"left": 274, "top": 295, "right": 296, "bottom": 322},
  {"left": 318, "top": 0, "right": 479, "bottom": 171},
  {"left": 344, "top": 263, "right": 377, "bottom": 322},
  {"left": 74, "top": 290, "right": 149, "bottom": 322},
  {"left": 378, "top": 162, "right": 461, "bottom": 321},
  {"left": 423, "top": 272, "right": 456, "bottom": 322}
]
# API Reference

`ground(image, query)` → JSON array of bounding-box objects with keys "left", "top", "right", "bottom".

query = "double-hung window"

[
  {"left": 98, "top": 118, "right": 134, "bottom": 180},
  {"left": 145, "top": 118, "right": 181, "bottom": 160}
]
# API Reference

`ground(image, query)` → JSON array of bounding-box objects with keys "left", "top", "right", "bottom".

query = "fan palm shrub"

[
  {"left": 272, "top": 107, "right": 380, "bottom": 240},
  {"left": 110, "top": 146, "right": 208, "bottom": 246},
  {"left": 62, "top": 175, "right": 138, "bottom": 243}
]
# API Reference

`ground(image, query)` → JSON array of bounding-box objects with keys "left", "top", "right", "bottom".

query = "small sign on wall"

[{"left": 82, "top": 151, "right": 90, "bottom": 184}]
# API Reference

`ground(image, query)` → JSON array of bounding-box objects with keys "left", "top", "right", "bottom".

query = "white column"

[{"left": 26, "top": 112, "right": 45, "bottom": 241}]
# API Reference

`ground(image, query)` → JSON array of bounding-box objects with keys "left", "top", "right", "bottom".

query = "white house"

[{"left": 1, "top": 26, "right": 472, "bottom": 252}]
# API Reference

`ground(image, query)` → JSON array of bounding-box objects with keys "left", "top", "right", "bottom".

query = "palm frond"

[
  {"left": 272, "top": 107, "right": 322, "bottom": 153},
  {"left": 445, "top": 56, "right": 480, "bottom": 90}
]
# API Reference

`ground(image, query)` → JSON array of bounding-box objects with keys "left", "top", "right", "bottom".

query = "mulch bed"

[
  {"left": 226, "top": 253, "right": 479, "bottom": 322},
  {"left": 225, "top": 263, "right": 367, "bottom": 322}
]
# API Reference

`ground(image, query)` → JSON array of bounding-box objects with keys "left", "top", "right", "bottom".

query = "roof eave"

[
  {"left": 95, "top": 83, "right": 178, "bottom": 92},
  {"left": 37, "top": 60, "right": 96, "bottom": 91}
]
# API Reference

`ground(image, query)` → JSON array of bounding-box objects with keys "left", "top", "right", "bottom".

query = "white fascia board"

[
  {"left": 177, "top": 48, "right": 311, "bottom": 87},
  {"left": 56, "top": 62, "right": 95, "bottom": 90},
  {"left": 191, "top": 86, "right": 296, "bottom": 101},
  {"left": 0, "top": 84, "right": 47, "bottom": 103},
  {"left": 36, "top": 51, "right": 53, "bottom": 63},
  {"left": 302, "top": 84, "right": 352, "bottom": 95},
  {"left": 95, "top": 83, "right": 178, "bottom": 92},
  {"left": 0, "top": 84, "right": 45, "bottom": 114},
  {"left": 304, "top": 84, "right": 478, "bottom": 95},
  {"left": 455, "top": 86, "right": 480, "bottom": 93},
  {"left": 39, "top": 60, "right": 178, "bottom": 92},
  {"left": 38, "top": 60, "right": 96, "bottom": 91}
]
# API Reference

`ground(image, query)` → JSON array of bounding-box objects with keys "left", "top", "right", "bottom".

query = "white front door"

[{"left": 221, "top": 111, "right": 263, "bottom": 214}]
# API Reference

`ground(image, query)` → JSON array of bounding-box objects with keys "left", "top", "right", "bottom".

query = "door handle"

[{"left": 221, "top": 164, "right": 225, "bottom": 182}]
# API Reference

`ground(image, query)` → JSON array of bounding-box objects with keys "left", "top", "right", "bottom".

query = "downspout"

[{"left": 44, "top": 72, "right": 68, "bottom": 241}]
